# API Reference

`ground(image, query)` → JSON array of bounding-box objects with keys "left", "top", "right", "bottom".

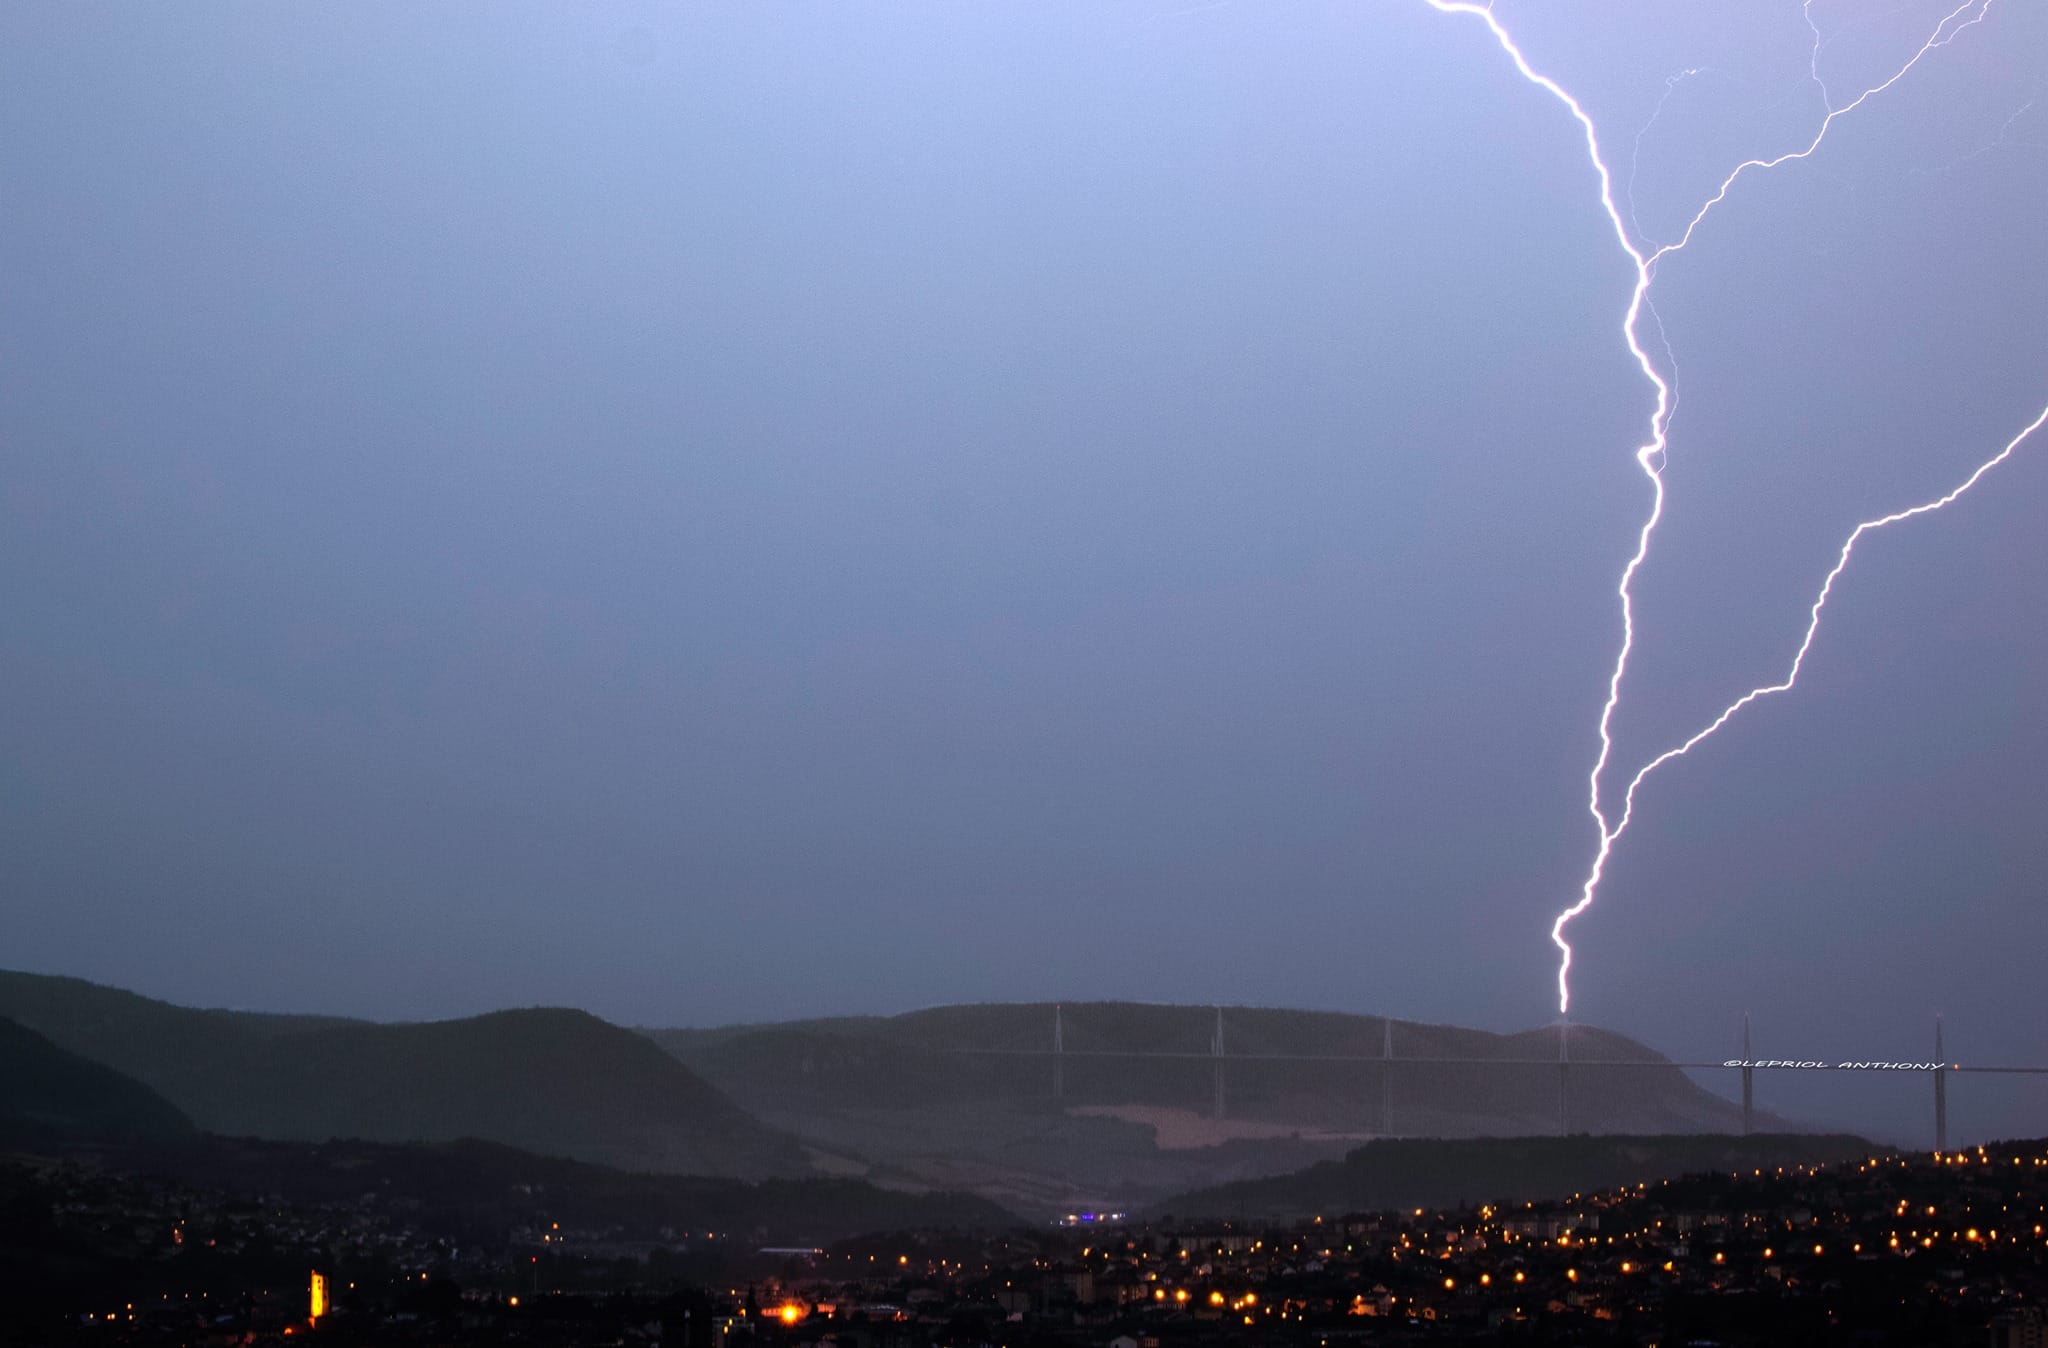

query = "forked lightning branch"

[{"left": 1425, "top": 0, "right": 2048, "bottom": 1014}]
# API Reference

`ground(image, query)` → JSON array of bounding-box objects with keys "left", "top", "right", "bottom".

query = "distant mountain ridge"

[
  {"left": 650, "top": 1000, "right": 1769, "bottom": 1133},
  {"left": 0, "top": 973, "right": 1797, "bottom": 1217},
  {"left": 1157, "top": 1132, "right": 1878, "bottom": 1219},
  {"left": 644, "top": 1001, "right": 1789, "bottom": 1214},
  {"left": 0, "top": 971, "right": 806, "bottom": 1179},
  {"left": 111, "top": 1132, "right": 1014, "bottom": 1241},
  {"left": 0, "top": 1016, "right": 196, "bottom": 1147}
]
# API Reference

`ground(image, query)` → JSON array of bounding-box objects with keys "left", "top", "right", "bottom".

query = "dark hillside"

[
  {"left": 0, "top": 1017, "right": 195, "bottom": 1147},
  {"left": 222, "top": 1008, "right": 810, "bottom": 1178},
  {"left": 115, "top": 1133, "right": 1013, "bottom": 1243},
  {"left": 0, "top": 971, "right": 808, "bottom": 1179},
  {"left": 0, "top": 970, "right": 353, "bottom": 1121},
  {"left": 1159, "top": 1132, "right": 1877, "bottom": 1219},
  {"left": 645, "top": 1002, "right": 1783, "bottom": 1217},
  {"left": 653, "top": 1001, "right": 1765, "bottom": 1135},
  {"left": 668, "top": 1025, "right": 1031, "bottom": 1109}
]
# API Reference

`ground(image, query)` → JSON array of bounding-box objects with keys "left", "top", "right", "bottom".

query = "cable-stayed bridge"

[{"left": 950, "top": 1008, "right": 2046, "bottom": 1151}]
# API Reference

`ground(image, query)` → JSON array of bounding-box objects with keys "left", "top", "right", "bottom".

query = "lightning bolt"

[
  {"left": 1627, "top": 67, "right": 1716, "bottom": 248},
  {"left": 1424, "top": 0, "right": 2044, "bottom": 1014},
  {"left": 1607, "top": 401, "right": 2048, "bottom": 852}
]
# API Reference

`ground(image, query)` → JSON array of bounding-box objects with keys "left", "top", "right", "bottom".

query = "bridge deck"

[{"left": 944, "top": 1048, "right": 2048, "bottom": 1073}]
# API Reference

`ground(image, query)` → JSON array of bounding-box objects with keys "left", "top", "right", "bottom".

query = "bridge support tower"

[
  {"left": 1557, "top": 1020, "right": 1570, "bottom": 1135},
  {"left": 1741, "top": 1013, "right": 1754, "bottom": 1137},
  {"left": 1380, "top": 1018, "right": 1394, "bottom": 1135},
  {"left": 1933, "top": 1014, "right": 1947, "bottom": 1154},
  {"left": 1211, "top": 1006, "right": 1226, "bottom": 1120},
  {"left": 1053, "top": 1004, "right": 1064, "bottom": 1100}
]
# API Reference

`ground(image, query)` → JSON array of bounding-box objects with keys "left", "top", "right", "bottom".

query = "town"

[{"left": 17, "top": 1142, "right": 2048, "bottom": 1347}]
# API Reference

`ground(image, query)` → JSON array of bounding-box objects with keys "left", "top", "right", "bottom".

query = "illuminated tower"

[{"left": 309, "top": 1270, "right": 328, "bottom": 1322}]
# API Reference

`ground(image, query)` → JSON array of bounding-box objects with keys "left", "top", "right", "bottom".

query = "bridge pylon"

[
  {"left": 1557, "top": 1019, "right": 1570, "bottom": 1135},
  {"left": 1053, "top": 1004, "right": 1064, "bottom": 1101},
  {"left": 1211, "top": 1006, "right": 1226, "bottom": 1120},
  {"left": 1379, "top": 1018, "right": 1394, "bottom": 1136},
  {"left": 1934, "top": 1014, "right": 1947, "bottom": 1154},
  {"left": 1741, "top": 1013, "right": 1753, "bottom": 1137}
]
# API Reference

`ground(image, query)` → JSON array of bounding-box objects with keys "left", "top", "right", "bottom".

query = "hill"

[
  {"left": 1157, "top": 1131, "right": 1878, "bottom": 1218},
  {"left": 646, "top": 1002, "right": 1788, "bottom": 1214},
  {"left": 0, "top": 1138, "right": 1013, "bottom": 1339},
  {"left": 0, "top": 971, "right": 807, "bottom": 1179},
  {"left": 0, "top": 1016, "right": 196, "bottom": 1148},
  {"left": 214, "top": 1007, "right": 814, "bottom": 1178},
  {"left": 652, "top": 1002, "right": 1763, "bottom": 1133},
  {"left": 114, "top": 1132, "right": 1014, "bottom": 1243},
  {"left": 0, "top": 970, "right": 359, "bottom": 1121}
]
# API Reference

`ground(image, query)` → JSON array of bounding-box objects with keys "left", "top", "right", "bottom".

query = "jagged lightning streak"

[
  {"left": 1605, "top": 402, "right": 2048, "bottom": 854},
  {"left": 1420, "top": 1, "right": 1672, "bottom": 1018},
  {"left": 1627, "top": 68, "right": 1714, "bottom": 247},
  {"left": 1424, "top": 0, "right": 2037, "bottom": 1014},
  {"left": 1651, "top": 0, "right": 1993, "bottom": 263}
]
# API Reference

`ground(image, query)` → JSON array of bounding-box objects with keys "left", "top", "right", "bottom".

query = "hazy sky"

[{"left": 4, "top": 1, "right": 2044, "bottom": 1144}]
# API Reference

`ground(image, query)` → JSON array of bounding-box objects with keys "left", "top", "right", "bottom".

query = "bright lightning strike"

[
  {"left": 1607, "top": 402, "right": 2048, "bottom": 852},
  {"left": 1425, "top": 0, "right": 2046, "bottom": 1014}
]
